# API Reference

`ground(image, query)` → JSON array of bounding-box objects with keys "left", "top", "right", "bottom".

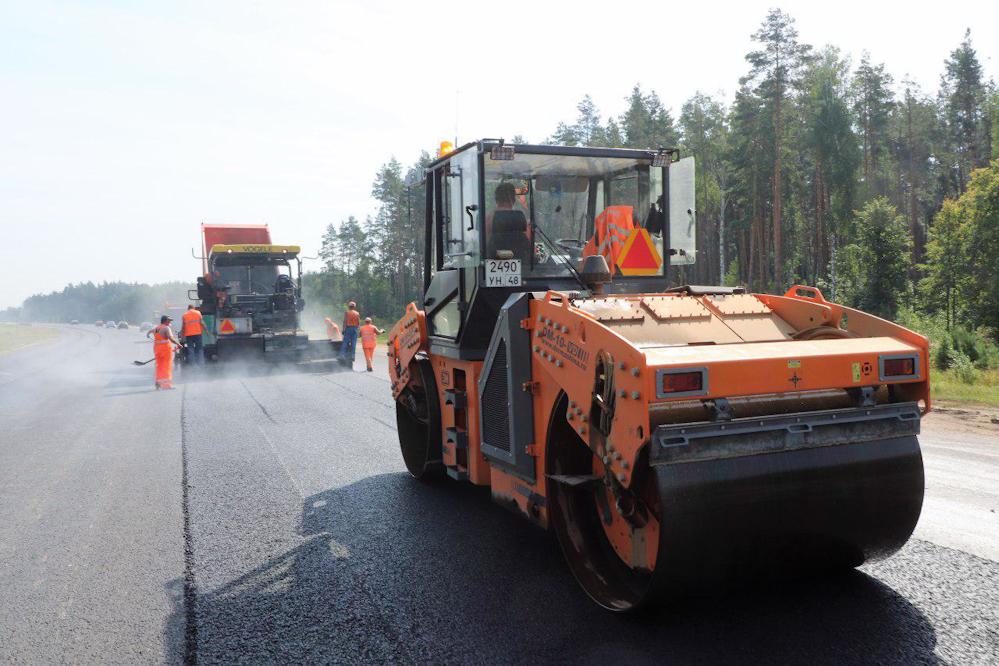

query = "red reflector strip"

[
  {"left": 883, "top": 357, "right": 916, "bottom": 377},
  {"left": 662, "top": 371, "right": 703, "bottom": 393}
]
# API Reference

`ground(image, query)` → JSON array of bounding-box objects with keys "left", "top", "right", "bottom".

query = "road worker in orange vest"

[
  {"left": 146, "top": 315, "right": 182, "bottom": 389},
  {"left": 340, "top": 301, "right": 361, "bottom": 366},
  {"left": 359, "top": 317, "right": 385, "bottom": 372},
  {"left": 181, "top": 304, "right": 205, "bottom": 365},
  {"left": 324, "top": 317, "right": 341, "bottom": 341},
  {"left": 582, "top": 205, "right": 635, "bottom": 273}
]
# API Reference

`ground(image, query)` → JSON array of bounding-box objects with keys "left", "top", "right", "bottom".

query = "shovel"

[{"left": 134, "top": 344, "right": 182, "bottom": 365}]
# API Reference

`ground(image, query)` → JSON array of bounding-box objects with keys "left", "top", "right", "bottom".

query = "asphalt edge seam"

[{"left": 180, "top": 384, "right": 199, "bottom": 665}]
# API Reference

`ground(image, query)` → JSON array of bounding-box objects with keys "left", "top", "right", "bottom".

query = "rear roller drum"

[
  {"left": 653, "top": 433, "right": 924, "bottom": 593},
  {"left": 548, "top": 395, "right": 925, "bottom": 610},
  {"left": 396, "top": 358, "right": 444, "bottom": 482}
]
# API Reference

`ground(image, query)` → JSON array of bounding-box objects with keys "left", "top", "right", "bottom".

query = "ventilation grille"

[{"left": 482, "top": 339, "right": 511, "bottom": 452}]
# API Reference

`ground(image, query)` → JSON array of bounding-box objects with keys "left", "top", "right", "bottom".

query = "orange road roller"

[{"left": 387, "top": 140, "right": 926, "bottom": 611}]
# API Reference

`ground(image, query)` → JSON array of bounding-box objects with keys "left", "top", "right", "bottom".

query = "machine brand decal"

[
  {"left": 787, "top": 360, "right": 801, "bottom": 369},
  {"left": 537, "top": 324, "right": 589, "bottom": 370},
  {"left": 400, "top": 324, "right": 421, "bottom": 350},
  {"left": 852, "top": 362, "right": 862, "bottom": 383}
]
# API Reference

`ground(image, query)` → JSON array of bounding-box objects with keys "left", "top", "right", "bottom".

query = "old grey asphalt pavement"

[{"left": 1, "top": 326, "right": 997, "bottom": 664}]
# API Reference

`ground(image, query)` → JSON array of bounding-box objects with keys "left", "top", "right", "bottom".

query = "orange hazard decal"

[
  {"left": 617, "top": 228, "right": 663, "bottom": 276},
  {"left": 219, "top": 318, "right": 236, "bottom": 335}
]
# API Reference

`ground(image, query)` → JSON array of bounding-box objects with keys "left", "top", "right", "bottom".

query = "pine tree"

[
  {"left": 856, "top": 198, "right": 911, "bottom": 320},
  {"left": 941, "top": 29, "right": 987, "bottom": 192},
  {"left": 851, "top": 53, "right": 895, "bottom": 196},
  {"left": 960, "top": 161, "right": 999, "bottom": 331},
  {"left": 575, "top": 95, "right": 605, "bottom": 146},
  {"left": 620, "top": 85, "right": 651, "bottom": 148},
  {"left": 920, "top": 199, "right": 967, "bottom": 329},
  {"left": 894, "top": 79, "right": 940, "bottom": 265},
  {"left": 802, "top": 47, "right": 859, "bottom": 285},
  {"left": 644, "top": 90, "right": 679, "bottom": 148},
  {"left": 727, "top": 86, "right": 770, "bottom": 287},
  {"left": 603, "top": 119, "right": 623, "bottom": 147},
  {"left": 743, "top": 9, "right": 812, "bottom": 289},
  {"left": 680, "top": 93, "right": 730, "bottom": 283}
]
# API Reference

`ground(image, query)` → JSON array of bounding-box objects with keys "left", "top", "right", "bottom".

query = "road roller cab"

[{"left": 387, "top": 139, "right": 928, "bottom": 611}]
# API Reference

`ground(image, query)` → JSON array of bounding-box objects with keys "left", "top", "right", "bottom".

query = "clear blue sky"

[{"left": 1, "top": 0, "right": 995, "bottom": 308}]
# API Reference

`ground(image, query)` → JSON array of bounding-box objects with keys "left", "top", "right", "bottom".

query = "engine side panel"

[{"left": 477, "top": 293, "right": 536, "bottom": 481}]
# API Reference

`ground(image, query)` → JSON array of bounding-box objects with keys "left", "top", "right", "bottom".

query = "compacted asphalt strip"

[{"left": 1, "top": 326, "right": 997, "bottom": 664}]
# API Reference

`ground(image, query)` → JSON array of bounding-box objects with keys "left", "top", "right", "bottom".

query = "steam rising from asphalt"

[{"left": 0, "top": 324, "right": 344, "bottom": 414}]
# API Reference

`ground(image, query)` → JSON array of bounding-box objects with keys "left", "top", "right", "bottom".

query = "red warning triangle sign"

[
  {"left": 219, "top": 318, "right": 236, "bottom": 335},
  {"left": 617, "top": 228, "right": 663, "bottom": 276}
]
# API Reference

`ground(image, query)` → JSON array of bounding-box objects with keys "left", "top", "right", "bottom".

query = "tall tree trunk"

[
  {"left": 907, "top": 100, "right": 920, "bottom": 264},
  {"left": 718, "top": 192, "right": 727, "bottom": 285},
  {"left": 740, "top": 227, "right": 749, "bottom": 285},
  {"left": 700, "top": 175, "right": 710, "bottom": 283},
  {"left": 870, "top": 126, "right": 879, "bottom": 195},
  {"left": 860, "top": 94, "right": 870, "bottom": 187},
  {"left": 814, "top": 165, "right": 825, "bottom": 285},
  {"left": 749, "top": 170, "right": 760, "bottom": 288},
  {"left": 773, "top": 90, "right": 783, "bottom": 290}
]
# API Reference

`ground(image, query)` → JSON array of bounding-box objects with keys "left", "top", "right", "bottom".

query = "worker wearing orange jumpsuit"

[
  {"left": 359, "top": 317, "right": 384, "bottom": 372},
  {"left": 147, "top": 315, "right": 181, "bottom": 390}
]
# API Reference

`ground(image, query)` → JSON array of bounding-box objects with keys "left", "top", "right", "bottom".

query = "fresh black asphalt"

[{"left": 1, "top": 326, "right": 997, "bottom": 664}]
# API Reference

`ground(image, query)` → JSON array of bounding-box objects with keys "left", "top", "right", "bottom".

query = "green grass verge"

[
  {"left": 0, "top": 323, "right": 60, "bottom": 354},
  {"left": 931, "top": 368, "right": 999, "bottom": 407}
]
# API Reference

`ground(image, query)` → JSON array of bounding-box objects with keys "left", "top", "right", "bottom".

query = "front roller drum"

[
  {"left": 550, "top": 402, "right": 924, "bottom": 611},
  {"left": 395, "top": 358, "right": 444, "bottom": 482}
]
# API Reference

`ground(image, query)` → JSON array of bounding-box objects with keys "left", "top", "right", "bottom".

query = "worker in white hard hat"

[{"left": 359, "top": 317, "right": 385, "bottom": 372}]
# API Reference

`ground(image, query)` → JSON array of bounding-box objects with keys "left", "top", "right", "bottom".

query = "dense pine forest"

[{"left": 306, "top": 9, "right": 999, "bottom": 394}]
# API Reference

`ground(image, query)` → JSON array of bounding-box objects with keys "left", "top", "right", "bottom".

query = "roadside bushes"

[
  {"left": 934, "top": 326, "right": 999, "bottom": 373},
  {"left": 898, "top": 309, "right": 999, "bottom": 388}
]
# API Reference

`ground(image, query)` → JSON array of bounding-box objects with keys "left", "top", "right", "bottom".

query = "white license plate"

[{"left": 484, "top": 259, "right": 522, "bottom": 287}]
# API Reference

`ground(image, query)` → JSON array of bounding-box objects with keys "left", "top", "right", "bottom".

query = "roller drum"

[
  {"left": 551, "top": 402, "right": 925, "bottom": 610},
  {"left": 650, "top": 433, "right": 924, "bottom": 597}
]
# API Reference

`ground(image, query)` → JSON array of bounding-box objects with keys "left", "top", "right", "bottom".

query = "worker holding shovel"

[
  {"left": 145, "top": 315, "right": 182, "bottom": 390},
  {"left": 359, "top": 317, "right": 384, "bottom": 372}
]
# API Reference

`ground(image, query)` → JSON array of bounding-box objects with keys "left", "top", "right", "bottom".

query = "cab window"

[{"left": 483, "top": 153, "right": 669, "bottom": 278}]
